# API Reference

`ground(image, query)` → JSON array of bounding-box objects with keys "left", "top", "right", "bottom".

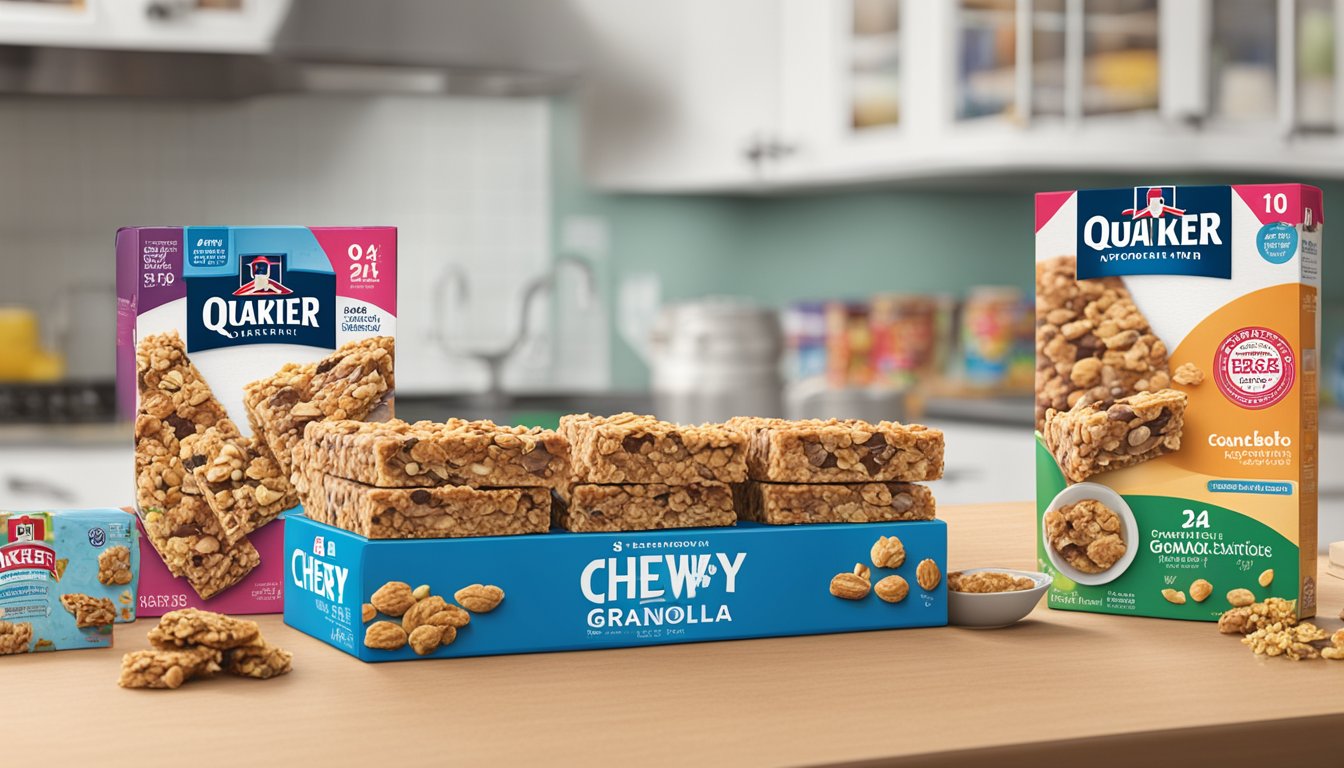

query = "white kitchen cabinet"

[
  {"left": 575, "top": 0, "right": 783, "bottom": 192},
  {"left": 578, "top": 0, "right": 1344, "bottom": 192},
  {"left": 0, "top": 0, "right": 291, "bottom": 54}
]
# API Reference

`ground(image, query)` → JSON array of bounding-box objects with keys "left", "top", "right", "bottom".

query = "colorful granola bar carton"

[
  {"left": 116, "top": 226, "right": 397, "bottom": 615},
  {"left": 0, "top": 508, "right": 140, "bottom": 654},
  {"left": 1035, "top": 185, "right": 1321, "bottom": 621},
  {"left": 284, "top": 513, "right": 948, "bottom": 662}
]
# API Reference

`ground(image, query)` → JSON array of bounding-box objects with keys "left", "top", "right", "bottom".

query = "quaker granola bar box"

[
  {"left": 284, "top": 514, "right": 947, "bottom": 662},
  {"left": 0, "top": 508, "right": 139, "bottom": 655},
  {"left": 117, "top": 226, "right": 396, "bottom": 616},
  {"left": 1035, "top": 184, "right": 1320, "bottom": 621}
]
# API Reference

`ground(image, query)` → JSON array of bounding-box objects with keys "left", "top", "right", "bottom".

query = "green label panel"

[{"left": 1035, "top": 438, "right": 1297, "bottom": 621}]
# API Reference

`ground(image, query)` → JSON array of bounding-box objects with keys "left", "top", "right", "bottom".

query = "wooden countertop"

[{"left": 8, "top": 502, "right": 1343, "bottom": 767}]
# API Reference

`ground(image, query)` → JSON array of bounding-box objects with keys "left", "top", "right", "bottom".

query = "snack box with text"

[
  {"left": 284, "top": 513, "right": 947, "bottom": 662},
  {"left": 117, "top": 226, "right": 397, "bottom": 616},
  {"left": 1035, "top": 184, "right": 1320, "bottom": 620},
  {"left": 0, "top": 508, "right": 139, "bottom": 655}
]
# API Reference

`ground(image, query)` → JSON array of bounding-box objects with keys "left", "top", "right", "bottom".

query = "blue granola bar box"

[
  {"left": 284, "top": 513, "right": 947, "bottom": 662},
  {"left": 0, "top": 509, "right": 140, "bottom": 655}
]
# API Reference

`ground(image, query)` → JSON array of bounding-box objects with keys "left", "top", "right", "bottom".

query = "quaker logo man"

[
  {"left": 1122, "top": 186, "right": 1185, "bottom": 220},
  {"left": 234, "top": 255, "right": 294, "bottom": 296},
  {"left": 8, "top": 515, "right": 42, "bottom": 543}
]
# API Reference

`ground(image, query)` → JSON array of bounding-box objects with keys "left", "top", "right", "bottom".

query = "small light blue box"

[
  {"left": 284, "top": 513, "right": 947, "bottom": 662},
  {"left": 0, "top": 509, "right": 140, "bottom": 654}
]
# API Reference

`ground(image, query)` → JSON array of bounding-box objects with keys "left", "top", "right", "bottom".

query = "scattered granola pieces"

[
  {"left": 1189, "top": 579, "right": 1213, "bottom": 603},
  {"left": 948, "top": 571, "right": 1036, "bottom": 593},
  {"left": 412, "top": 584, "right": 431, "bottom": 601},
  {"left": 915, "top": 559, "right": 942, "bottom": 591},
  {"left": 224, "top": 640, "right": 293, "bottom": 680},
  {"left": 1161, "top": 588, "right": 1186, "bottom": 605},
  {"left": 874, "top": 575, "right": 909, "bottom": 604},
  {"left": 60, "top": 593, "right": 116, "bottom": 628},
  {"left": 455, "top": 584, "right": 505, "bottom": 613},
  {"left": 119, "top": 590, "right": 133, "bottom": 605},
  {"left": 1172, "top": 362, "right": 1204, "bottom": 386},
  {"left": 1218, "top": 597, "right": 1298, "bottom": 635},
  {"left": 147, "top": 608, "right": 260, "bottom": 650},
  {"left": 1044, "top": 500, "right": 1127, "bottom": 574},
  {"left": 1258, "top": 569, "right": 1274, "bottom": 588},
  {"left": 361, "top": 603, "right": 376, "bottom": 623},
  {"left": 364, "top": 621, "right": 407, "bottom": 650},
  {"left": 830, "top": 572, "right": 870, "bottom": 600},
  {"left": 97, "top": 546, "right": 134, "bottom": 586},
  {"left": 408, "top": 625, "right": 446, "bottom": 656},
  {"left": 1227, "top": 588, "right": 1255, "bottom": 608},
  {"left": 371, "top": 581, "right": 417, "bottom": 617},
  {"left": 119, "top": 647, "right": 222, "bottom": 689},
  {"left": 854, "top": 563, "right": 871, "bottom": 581},
  {"left": 870, "top": 535, "right": 906, "bottom": 569},
  {"left": 1242, "top": 622, "right": 1328, "bottom": 661}
]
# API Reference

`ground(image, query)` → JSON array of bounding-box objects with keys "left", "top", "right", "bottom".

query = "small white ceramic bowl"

[
  {"left": 1042, "top": 482, "right": 1139, "bottom": 586},
  {"left": 947, "top": 568, "right": 1050, "bottom": 628}
]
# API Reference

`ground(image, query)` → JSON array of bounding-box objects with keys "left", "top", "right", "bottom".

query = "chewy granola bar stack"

[
  {"left": 726, "top": 417, "right": 944, "bottom": 524},
  {"left": 294, "top": 418, "right": 568, "bottom": 538},
  {"left": 134, "top": 332, "right": 394, "bottom": 598},
  {"left": 555, "top": 413, "right": 748, "bottom": 532}
]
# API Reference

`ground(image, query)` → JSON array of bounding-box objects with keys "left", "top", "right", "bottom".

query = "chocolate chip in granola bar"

[
  {"left": 1106, "top": 404, "right": 1135, "bottom": 422},
  {"left": 622, "top": 434, "right": 654, "bottom": 454},
  {"left": 859, "top": 451, "right": 885, "bottom": 476},
  {"left": 268, "top": 387, "right": 300, "bottom": 410},
  {"left": 1145, "top": 411, "right": 1172, "bottom": 433},
  {"left": 183, "top": 454, "right": 206, "bottom": 470},
  {"left": 410, "top": 489, "right": 431, "bottom": 504},
  {"left": 518, "top": 445, "right": 552, "bottom": 474},
  {"left": 171, "top": 524, "right": 202, "bottom": 538},
  {"left": 402, "top": 437, "right": 419, "bottom": 452},
  {"left": 315, "top": 357, "right": 337, "bottom": 375},
  {"left": 803, "top": 442, "right": 829, "bottom": 467},
  {"left": 166, "top": 414, "right": 196, "bottom": 440}
]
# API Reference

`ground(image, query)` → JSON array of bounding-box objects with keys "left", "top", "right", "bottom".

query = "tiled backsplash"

[{"left": 0, "top": 94, "right": 606, "bottom": 392}]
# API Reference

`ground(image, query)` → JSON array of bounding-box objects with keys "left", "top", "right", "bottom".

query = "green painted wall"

[{"left": 550, "top": 97, "right": 1341, "bottom": 391}]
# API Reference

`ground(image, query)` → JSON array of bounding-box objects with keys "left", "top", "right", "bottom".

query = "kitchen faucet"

[{"left": 431, "top": 254, "right": 596, "bottom": 413}]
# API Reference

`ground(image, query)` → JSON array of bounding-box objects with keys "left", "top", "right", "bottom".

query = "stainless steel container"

[{"left": 650, "top": 299, "right": 784, "bottom": 424}]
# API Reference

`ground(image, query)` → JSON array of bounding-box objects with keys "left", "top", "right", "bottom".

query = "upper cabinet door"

[
  {"left": 0, "top": 0, "right": 291, "bottom": 53},
  {"left": 576, "top": 0, "right": 782, "bottom": 192}
]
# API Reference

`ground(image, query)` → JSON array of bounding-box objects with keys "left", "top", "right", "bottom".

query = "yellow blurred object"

[
  {"left": 27, "top": 351, "right": 66, "bottom": 382},
  {"left": 0, "top": 306, "right": 64, "bottom": 381}
]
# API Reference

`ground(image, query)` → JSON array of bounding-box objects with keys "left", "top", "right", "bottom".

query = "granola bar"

[
  {"left": 1043, "top": 388, "right": 1187, "bottom": 483},
  {"left": 243, "top": 336, "right": 395, "bottom": 476},
  {"left": 302, "top": 417, "right": 568, "bottom": 489},
  {"left": 60, "top": 593, "right": 116, "bottom": 628},
  {"left": 1035, "top": 256, "right": 1172, "bottom": 430},
  {"left": 300, "top": 470, "right": 551, "bottom": 539},
  {"left": 224, "top": 640, "right": 293, "bottom": 679},
  {"left": 147, "top": 608, "right": 261, "bottom": 650},
  {"left": 726, "top": 417, "right": 944, "bottom": 484},
  {"left": 118, "top": 647, "right": 222, "bottom": 690},
  {"left": 181, "top": 426, "right": 297, "bottom": 544},
  {"left": 0, "top": 620, "right": 32, "bottom": 654},
  {"left": 554, "top": 482, "right": 736, "bottom": 532},
  {"left": 141, "top": 496, "right": 262, "bottom": 599},
  {"left": 134, "top": 332, "right": 237, "bottom": 514},
  {"left": 97, "top": 545, "right": 133, "bottom": 586},
  {"left": 559, "top": 413, "right": 747, "bottom": 485},
  {"left": 734, "top": 480, "right": 936, "bottom": 525},
  {"left": 1043, "top": 499, "right": 1127, "bottom": 574}
]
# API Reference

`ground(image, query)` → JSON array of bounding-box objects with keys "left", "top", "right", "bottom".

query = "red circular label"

[{"left": 1213, "top": 326, "right": 1296, "bottom": 409}]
